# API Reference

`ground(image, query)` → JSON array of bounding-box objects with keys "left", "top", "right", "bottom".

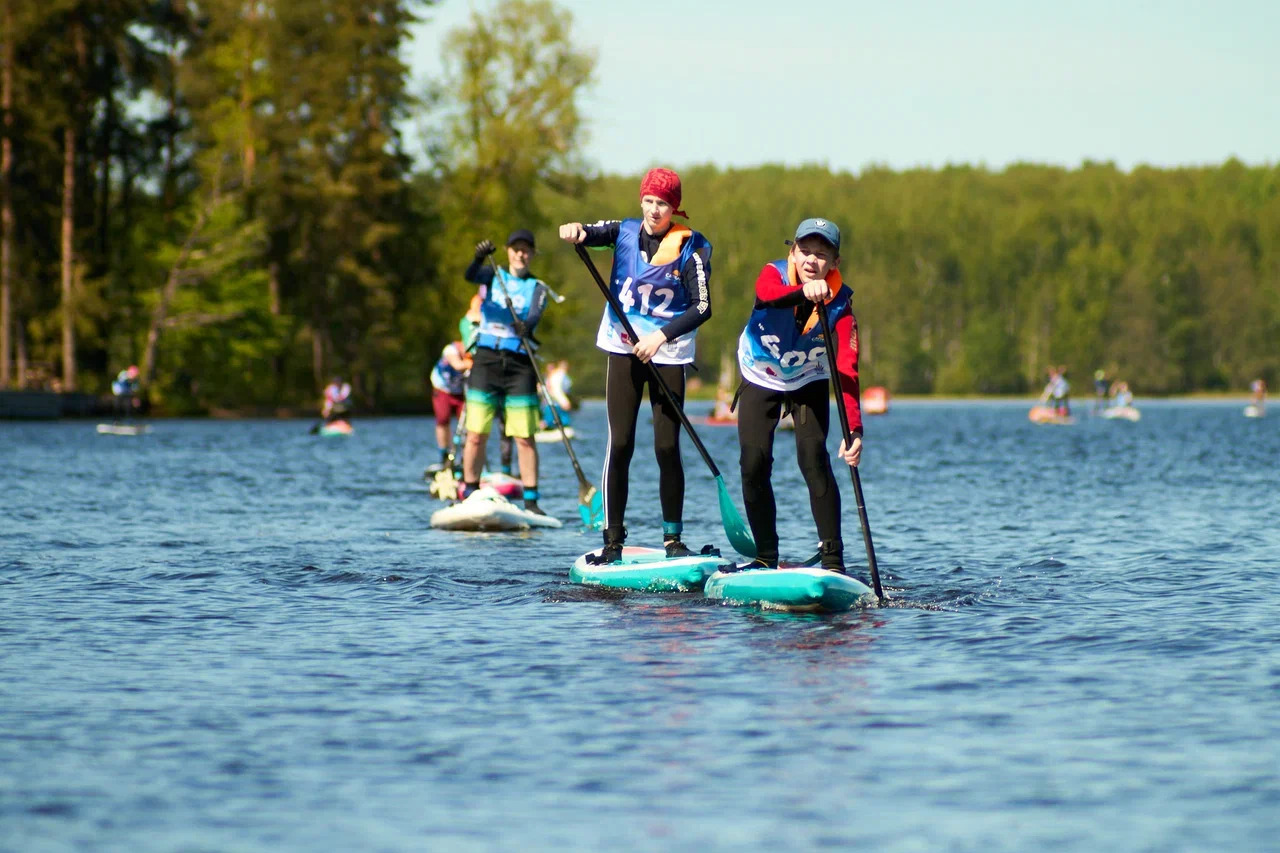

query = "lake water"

[{"left": 2, "top": 400, "right": 1278, "bottom": 852}]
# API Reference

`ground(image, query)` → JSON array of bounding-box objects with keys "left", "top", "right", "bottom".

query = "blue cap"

[{"left": 791, "top": 218, "right": 841, "bottom": 253}]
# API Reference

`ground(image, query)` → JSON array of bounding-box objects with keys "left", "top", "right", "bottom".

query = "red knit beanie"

[{"left": 639, "top": 168, "right": 688, "bottom": 218}]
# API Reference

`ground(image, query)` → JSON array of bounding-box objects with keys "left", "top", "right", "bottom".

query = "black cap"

[{"left": 506, "top": 229, "right": 536, "bottom": 249}]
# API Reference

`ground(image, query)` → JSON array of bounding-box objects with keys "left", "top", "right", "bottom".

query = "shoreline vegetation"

[{"left": 1, "top": 1, "right": 1275, "bottom": 414}]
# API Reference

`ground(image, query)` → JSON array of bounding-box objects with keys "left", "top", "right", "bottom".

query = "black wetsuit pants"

[
  {"left": 602, "top": 353, "right": 685, "bottom": 534},
  {"left": 737, "top": 379, "right": 841, "bottom": 563}
]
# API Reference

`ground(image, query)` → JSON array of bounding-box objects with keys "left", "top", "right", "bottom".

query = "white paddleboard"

[
  {"left": 1244, "top": 405, "right": 1264, "bottom": 418},
  {"left": 97, "top": 423, "right": 150, "bottom": 436},
  {"left": 430, "top": 487, "right": 562, "bottom": 532},
  {"left": 1101, "top": 406, "right": 1141, "bottom": 421},
  {"left": 534, "top": 427, "right": 576, "bottom": 443}
]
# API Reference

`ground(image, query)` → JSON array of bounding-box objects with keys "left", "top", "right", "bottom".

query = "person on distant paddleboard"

[
  {"left": 1250, "top": 378, "right": 1267, "bottom": 413},
  {"left": 111, "top": 365, "right": 141, "bottom": 422},
  {"left": 462, "top": 229, "right": 551, "bottom": 513},
  {"left": 560, "top": 168, "right": 714, "bottom": 564},
  {"left": 540, "top": 360, "right": 574, "bottom": 430},
  {"left": 1110, "top": 379, "right": 1133, "bottom": 409},
  {"left": 430, "top": 340, "right": 471, "bottom": 470},
  {"left": 1038, "top": 367, "right": 1069, "bottom": 417},
  {"left": 322, "top": 376, "right": 351, "bottom": 422},
  {"left": 1093, "top": 369, "right": 1110, "bottom": 413},
  {"left": 734, "top": 218, "right": 863, "bottom": 574}
]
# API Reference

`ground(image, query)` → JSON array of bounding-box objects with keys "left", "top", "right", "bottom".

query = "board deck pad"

[
  {"left": 705, "top": 563, "right": 875, "bottom": 613},
  {"left": 569, "top": 545, "right": 732, "bottom": 592}
]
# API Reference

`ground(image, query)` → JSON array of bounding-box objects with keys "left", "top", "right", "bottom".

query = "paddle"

[
  {"left": 487, "top": 255, "right": 605, "bottom": 529},
  {"left": 573, "top": 244, "right": 756, "bottom": 556},
  {"left": 428, "top": 403, "right": 468, "bottom": 500},
  {"left": 816, "top": 300, "right": 885, "bottom": 601}
]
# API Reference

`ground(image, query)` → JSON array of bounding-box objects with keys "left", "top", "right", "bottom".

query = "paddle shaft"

[
  {"left": 573, "top": 244, "right": 724, "bottom": 478},
  {"left": 486, "top": 256, "right": 594, "bottom": 492},
  {"left": 816, "top": 300, "right": 885, "bottom": 601}
]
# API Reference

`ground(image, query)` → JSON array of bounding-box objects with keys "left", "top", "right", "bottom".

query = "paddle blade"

[
  {"left": 578, "top": 483, "right": 604, "bottom": 530},
  {"left": 715, "top": 476, "right": 756, "bottom": 557}
]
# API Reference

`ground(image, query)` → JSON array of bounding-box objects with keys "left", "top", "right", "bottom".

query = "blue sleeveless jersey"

[
  {"left": 476, "top": 267, "right": 547, "bottom": 353},
  {"left": 737, "top": 260, "right": 853, "bottom": 392},
  {"left": 594, "top": 219, "right": 710, "bottom": 365},
  {"left": 430, "top": 343, "right": 467, "bottom": 396}
]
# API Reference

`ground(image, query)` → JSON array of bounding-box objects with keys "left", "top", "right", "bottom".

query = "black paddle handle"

[
  {"left": 573, "top": 244, "right": 722, "bottom": 477},
  {"left": 487, "top": 257, "right": 592, "bottom": 489},
  {"left": 817, "top": 300, "right": 885, "bottom": 601}
]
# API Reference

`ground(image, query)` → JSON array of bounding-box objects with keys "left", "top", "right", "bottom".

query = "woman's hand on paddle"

[
  {"left": 802, "top": 279, "right": 831, "bottom": 302},
  {"left": 837, "top": 435, "right": 862, "bottom": 467},
  {"left": 632, "top": 330, "right": 667, "bottom": 363},
  {"left": 559, "top": 223, "right": 586, "bottom": 244}
]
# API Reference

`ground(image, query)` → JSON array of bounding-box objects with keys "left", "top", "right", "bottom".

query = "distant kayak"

[
  {"left": 429, "top": 487, "right": 562, "bottom": 532},
  {"left": 705, "top": 564, "right": 875, "bottom": 613},
  {"left": 1102, "top": 406, "right": 1141, "bottom": 422},
  {"left": 1244, "top": 405, "right": 1264, "bottom": 418},
  {"left": 97, "top": 423, "right": 150, "bottom": 436},
  {"left": 534, "top": 426, "right": 576, "bottom": 443},
  {"left": 568, "top": 545, "right": 731, "bottom": 592},
  {"left": 1029, "top": 405, "right": 1075, "bottom": 425},
  {"left": 319, "top": 420, "right": 353, "bottom": 437}
]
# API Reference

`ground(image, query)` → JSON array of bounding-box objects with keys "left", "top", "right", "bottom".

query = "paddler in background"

[
  {"left": 461, "top": 295, "right": 515, "bottom": 476},
  {"left": 734, "top": 218, "right": 863, "bottom": 574},
  {"left": 110, "top": 365, "right": 141, "bottom": 423},
  {"left": 1038, "top": 366, "right": 1069, "bottom": 417},
  {"left": 1250, "top": 378, "right": 1267, "bottom": 414},
  {"left": 559, "top": 167, "right": 714, "bottom": 565},
  {"left": 462, "top": 229, "right": 551, "bottom": 513},
  {"left": 540, "top": 360, "right": 574, "bottom": 430},
  {"left": 321, "top": 376, "right": 351, "bottom": 422},
  {"left": 1110, "top": 379, "right": 1133, "bottom": 409},
  {"left": 428, "top": 340, "right": 471, "bottom": 473},
  {"left": 1093, "top": 369, "right": 1110, "bottom": 413}
]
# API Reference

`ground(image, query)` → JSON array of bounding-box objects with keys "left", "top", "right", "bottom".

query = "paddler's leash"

[
  {"left": 573, "top": 243, "right": 756, "bottom": 557},
  {"left": 816, "top": 300, "right": 885, "bottom": 601},
  {"left": 487, "top": 254, "right": 604, "bottom": 529}
]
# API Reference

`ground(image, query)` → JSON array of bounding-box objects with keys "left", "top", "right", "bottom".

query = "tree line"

[{"left": 1, "top": 0, "right": 1274, "bottom": 413}]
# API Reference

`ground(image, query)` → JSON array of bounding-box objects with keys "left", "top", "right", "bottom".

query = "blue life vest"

[
  {"left": 476, "top": 267, "right": 547, "bottom": 353},
  {"left": 594, "top": 219, "right": 710, "bottom": 365},
  {"left": 737, "top": 260, "right": 852, "bottom": 392},
  {"left": 431, "top": 342, "right": 467, "bottom": 396}
]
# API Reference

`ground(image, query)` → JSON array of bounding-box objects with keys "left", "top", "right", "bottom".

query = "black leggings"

[
  {"left": 737, "top": 379, "right": 841, "bottom": 562},
  {"left": 602, "top": 353, "right": 685, "bottom": 533}
]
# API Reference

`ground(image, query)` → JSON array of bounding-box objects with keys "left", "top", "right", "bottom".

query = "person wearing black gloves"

[{"left": 461, "top": 230, "right": 552, "bottom": 513}]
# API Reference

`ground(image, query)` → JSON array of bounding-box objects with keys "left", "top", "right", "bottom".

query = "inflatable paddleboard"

[
  {"left": 319, "top": 420, "right": 354, "bottom": 437},
  {"left": 569, "top": 545, "right": 732, "bottom": 592},
  {"left": 705, "top": 565, "right": 875, "bottom": 613},
  {"left": 1244, "top": 405, "right": 1264, "bottom": 418},
  {"left": 1102, "top": 406, "right": 1141, "bottom": 422},
  {"left": 97, "top": 423, "right": 150, "bottom": 436},
  {"left": 1029, "top": 405, "right": 1074, "bottom": 425},
  {"left": 430, "top": 487, "right": 562, "bottom": 532},
  {"left": 534, "top": 426, "right": 576, "bottom": 443}
]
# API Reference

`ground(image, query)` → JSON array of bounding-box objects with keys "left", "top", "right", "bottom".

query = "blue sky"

[{"left": 404, "top": 0, "right": 1277, "bottom": 175}]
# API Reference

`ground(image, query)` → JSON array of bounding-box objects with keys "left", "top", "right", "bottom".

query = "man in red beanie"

[{"left": 559, "top": 168, "right": 713, "bottom": 564}]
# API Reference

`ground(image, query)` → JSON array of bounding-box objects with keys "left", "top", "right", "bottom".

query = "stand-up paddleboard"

[
  {"left": 430, "top": 486, "right": 562, "bottom": 532},
  {"left": 534, "top": 426, "right": 576, "bottom": 443},
  {"left": 1029, "top": 405, "right": 1075, "bottom": 425},
  {"left": 1102, "top": 405, "right": 1141, "bottom": 422},
  {"left": 319, "top": 420, "right": 354, "bottom": 437},
  {"left": 569, "top": 545, "right": 732, "bottom": 592},
  {"left": 705, "top": 563, "right": 875, "bottom": 613},
  {"left": 97, "top": 423, "right": 150, "bottom": 436},
  {"left": 1244, "top": 405, "right": 1264, "bottom": 418}
]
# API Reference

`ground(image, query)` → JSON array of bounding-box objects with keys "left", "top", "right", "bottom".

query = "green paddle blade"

[{"left": 716, "top": 475, "right": 756, "bottom": 557}]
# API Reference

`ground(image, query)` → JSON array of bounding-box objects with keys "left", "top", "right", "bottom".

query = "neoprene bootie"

[
  {"left": 586, "top": 526, "right": 625, "bottom": 565},
  {"left": 819, "top": 538, "right": 846, "bottom": 574}
]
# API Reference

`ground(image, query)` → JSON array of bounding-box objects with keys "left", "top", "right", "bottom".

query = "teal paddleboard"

[
  {"left": 569, "top": 546, "right": 732, "bottom": 592},
  {"left": 705, "top": 565, "right": 875, "bottom": 613}
]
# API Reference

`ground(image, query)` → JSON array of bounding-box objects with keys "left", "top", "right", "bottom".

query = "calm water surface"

[{"left": 3, "top": 401, "right": 1279, "bottom": 851}]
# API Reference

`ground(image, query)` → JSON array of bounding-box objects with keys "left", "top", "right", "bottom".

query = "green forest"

[{"left": 2, "top": 0, "right": 1276, "bottom": 413}]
